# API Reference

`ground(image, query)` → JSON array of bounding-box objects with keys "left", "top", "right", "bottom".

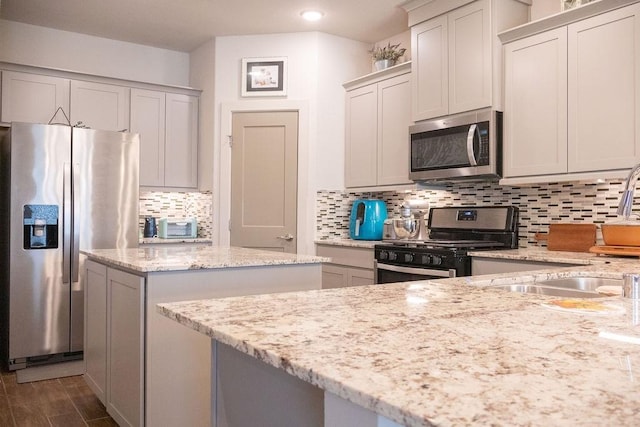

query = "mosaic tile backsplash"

[
  {"left": 316, "top": 179, "right": 636, "bottom": 248},
  {"left": 139, "top": 191, "right": 213, "bottom": 238}
]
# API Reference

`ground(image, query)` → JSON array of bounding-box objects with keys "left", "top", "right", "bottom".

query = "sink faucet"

[{"left": 617, "top": 163, "right": 640, "bottom": 219}]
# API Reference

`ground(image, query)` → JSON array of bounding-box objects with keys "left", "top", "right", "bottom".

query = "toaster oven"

[{"left": 157, "top": 218, "right": 197, "bottom": 238}]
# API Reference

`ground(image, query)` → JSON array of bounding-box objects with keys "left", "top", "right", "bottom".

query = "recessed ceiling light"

[{"left": 301, "top": 10, "right": 324, "bottom": 21}]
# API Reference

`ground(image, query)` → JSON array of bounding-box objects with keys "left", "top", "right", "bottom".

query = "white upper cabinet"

[
  {"left": 412, "top": 15, "right": 449, "bottom": 120},
  {"left": 70, "top": 80, "right": 130, "bottom": 131},
  {"left": 1, "top": 71, "right": 70, "bottom": 124},
  {"left": 165, "top": 93, "right": 198, "bottom": 189},
  {"left": 447, "top": 0, "right": 492, "bottom": 115},
  {"left": 502, "top": 1, "right": 640, "bottom": 182},
  {"left": 567, "top": 4, "right": 640, "bottom": 173},
  {"left": 1, "top": 71, "right": 129, "bottom": 131},
  {"left": 130, "top": 90, "right": 198, "bottom": 189},
  {"left": 130, "top": 89, "right": 166, "bottom": 187},
  {"left": 344, "top": 63, "right": 412, "bottom": 189},
  {"left": 407, "top": 0, "right": 529, "bottom": 122},
  {"left": 504, "top": 28, "right": 568, "bottom": 177}
]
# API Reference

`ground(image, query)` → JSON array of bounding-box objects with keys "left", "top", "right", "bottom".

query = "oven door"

[{"left": 374, "top": 262, "right": 457, "bottom": 284}]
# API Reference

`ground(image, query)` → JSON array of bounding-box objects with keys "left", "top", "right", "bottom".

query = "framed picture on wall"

[{"left": 241, "top": 57, "right": 288, "bottom": 97}]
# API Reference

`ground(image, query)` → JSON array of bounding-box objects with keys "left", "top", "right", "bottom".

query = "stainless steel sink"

[
  {"left": 535, "top": 277, "right": 622, "bottom": 292},
  {"left": 493, "top": 284, "right": 603, "bottom": 298},
  {"left": 493, "top": 277, "right": 622, "bottom": 299}
]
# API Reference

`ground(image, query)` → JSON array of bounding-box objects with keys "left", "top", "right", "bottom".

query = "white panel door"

[
  {"left": 504, "top": 28, "right": 568, "bottom": 178},
  {"left": 1, "top": 71, "right": 70, "bottom": 124},
  {"left": 70, "top": 80, "right": 129, "bottom": 131},
  {"left": 230, "top": 111, "right": 298, "bottom": 253},
  {"left": 568, "top": 2, "right": 640, "bottom": 172},
  {"left": 130, "top": 88, "right": 166, "bottom": 187},
  {"left": 411, "top": 15, "right": 448, "bottom": 121},
  {"left": 448, "top": 0, "right": 491, "bottom": 114},
  {"left": 165, "top": 93, "right": 198, "bottom": 188}
]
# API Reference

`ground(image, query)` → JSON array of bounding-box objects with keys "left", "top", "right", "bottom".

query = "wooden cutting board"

[
  {"left": 537, "top": 223, "right": 597, "bottom": 252},
  {"left": 589, "top": 245, "right": 640, "bottom": 257}
]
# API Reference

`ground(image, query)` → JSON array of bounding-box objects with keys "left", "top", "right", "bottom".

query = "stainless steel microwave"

[{"left": 409, "top": 108, "right": 502, "bottom": 181}]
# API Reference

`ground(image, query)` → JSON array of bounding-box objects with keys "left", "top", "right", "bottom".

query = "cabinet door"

[
  {"left": 130, "top": 89, "right": 166, "bottom": 187},
  {"left": 411, "top": 15, "right": 448, "bottom": 121},
  {"left": 1, "top": 71, "right": 70, "bottom": 124},
  {"left": 347, "top": 268, "right": 374, "bottom": 286},
  {"left": 345, "top": 84, "right": 378, "bottom": 187},
  {"left": 448, "top": 0, "right": 491, "bottom": 114},
  {"left": 322, "top": 264, "right": 349, "bottom": 289},
  {"left": 377, "top": 73, "right": 412, "bottom": 186},
  {"left": 567, "top": 3, "right": 640, "bottom": 172},
  {"left": 84, "top": 260, "right": 107, "bottom": 404},
  {"left": 107, "top": 268, "right": 144, "bottom": 427},
  {"left": 165, "top": 93, "right": 198, "bottom": 188},
  {"left": 70, "top": 80, "right": 129, "bottom": 131},
  {"left": 503, "top": 28, "right": 568, "bottom": 178}
]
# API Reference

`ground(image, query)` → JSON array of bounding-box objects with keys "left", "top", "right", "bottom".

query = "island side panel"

[
  {"left": 145, "top": 263, "right": 322, "bottom": 427},
  {"left": 215, "top": 341, "right": 324, "bottom": 427}
]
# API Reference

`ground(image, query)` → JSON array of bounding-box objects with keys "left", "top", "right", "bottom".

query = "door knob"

[{"left": 277, "top": 233, "right": 294, "bottom": 241}]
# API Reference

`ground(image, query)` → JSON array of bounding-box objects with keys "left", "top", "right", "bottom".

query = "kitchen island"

[
  {"left": 81, "top": 245, "right": 327, "bottom": 427},
  {"left": 158, "top": 261, "right": 640, "bottom": 426}
]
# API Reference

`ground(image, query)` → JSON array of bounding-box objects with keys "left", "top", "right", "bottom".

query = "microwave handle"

[{"left": 466, "top": 124, "right": 479, "bottom": 166}]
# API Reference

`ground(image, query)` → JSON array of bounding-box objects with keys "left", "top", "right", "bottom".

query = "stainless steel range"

[{"left": 374, "top": 206, "right": 519, "bottom": 284}]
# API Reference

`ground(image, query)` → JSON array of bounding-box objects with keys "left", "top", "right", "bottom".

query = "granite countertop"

[
  {"left": 81, "top": 245, "right": 329, "bottom": 273},
  {"left": 158, "top": 264, "right": 640, "bottom": 426},
  {"left": 139, "top": 237, "right": 213, "bottom": 245},
  {"left": 315, "top": 238, "right": 382, "bottom": 249},
  {"left": 469, "top": 248, "right": 616, "bottom": 265}
]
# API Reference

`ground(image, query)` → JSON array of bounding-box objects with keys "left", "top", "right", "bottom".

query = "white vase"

[{"left": 374, "top": 59, "right": 396, "bottom": 71}]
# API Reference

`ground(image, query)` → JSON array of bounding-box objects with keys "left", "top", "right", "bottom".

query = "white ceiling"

[{"left": 0, "top": 0, "right": 410, "bottom": 52}]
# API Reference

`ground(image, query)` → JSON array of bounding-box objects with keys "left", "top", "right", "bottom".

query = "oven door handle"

[
  {"left": 376, "top": 262, "right": 457, "bottom": 278},
  {"left": 466, "top": 124, "right": 479, "bottom": 166}
]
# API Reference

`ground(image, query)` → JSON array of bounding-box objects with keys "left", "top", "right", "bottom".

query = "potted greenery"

[{"left": 370, "top": 42, "right": 407, "bottom": 71}]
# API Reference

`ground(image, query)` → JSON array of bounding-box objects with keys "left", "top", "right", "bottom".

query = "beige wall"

[{"left": 0, "top": 19, "right": 190, "bottom": 86}]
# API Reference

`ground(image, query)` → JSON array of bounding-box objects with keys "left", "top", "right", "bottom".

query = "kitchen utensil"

[
  {"left": 535, "top": 223, "right": 597, "bottom": 252},
  {"left": 589, "top": 245, "right": 640, "bottom": 257},
  {"left": 143, "top": 216, "right": 157, "bottom": 237},
  {"left": 392, "top": 218, "right": 420, "bottom": 239},
  {"left": 382, "top": 219, "right": 397, "bottom": 240},
  {"left": 601, "top": 220, "right": 640, "bottom": 246}
]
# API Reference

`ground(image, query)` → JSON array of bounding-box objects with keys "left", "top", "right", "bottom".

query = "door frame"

[{"left": 218, "top": 100, "right": 311, "bottom": 254}]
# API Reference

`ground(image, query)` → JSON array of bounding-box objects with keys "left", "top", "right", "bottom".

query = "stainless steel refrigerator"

[{"left": 0, "top": 122, "right": 139, "bottom": 370}]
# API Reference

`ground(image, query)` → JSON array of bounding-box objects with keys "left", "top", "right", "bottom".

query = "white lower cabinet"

[
  {"left": 84, "top": 260, "right": 108, "bottom": 403},
  {"left": 316, "top": 244, "right": 375, "bottom": 288},
  {"left": 84, "top": 261, "right": 144, "bottom": 427},
  {"left": 84, "top": 259, "right": 322, "bottom": 427}
]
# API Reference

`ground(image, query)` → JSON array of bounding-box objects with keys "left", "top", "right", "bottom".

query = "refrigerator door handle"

[
  {"left": 72, "top": 163, "right": 80, "bottom": 283},
  {"left": 63, "top": 163, "right": 72, "bottom": 284}
]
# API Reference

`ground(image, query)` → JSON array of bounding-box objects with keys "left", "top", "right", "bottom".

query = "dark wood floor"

[{"left": 0, "top": 366, "right": 118, "bottom": 426}]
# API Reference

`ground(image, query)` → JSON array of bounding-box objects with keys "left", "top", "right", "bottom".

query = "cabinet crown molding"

[
  {"left": 499, "top": 0, "right": 640, "bottom": 43},
  {"left": 401, "top": 0, "right": 531, "bottom": 27}
]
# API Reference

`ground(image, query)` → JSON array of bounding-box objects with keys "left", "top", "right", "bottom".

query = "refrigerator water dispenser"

[{"left": 23, "top": 205, "right": 59, "bottom": 249}]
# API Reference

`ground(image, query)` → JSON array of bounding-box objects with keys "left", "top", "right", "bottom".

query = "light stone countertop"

[
  {"left": 158, "top": 263, "right": 640, "bottom": 426},
  {"left": 468, "top": 247, "right": 618, "bottom": 265},
  {"left": 139, "top": 237, "right": 213, "bottom": 245},
  {"left": 81, "top": 245, "right": 329, "bottom": 273},
  {"left": 315, "top": 238, "right": 383, "bottom": 249}
]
